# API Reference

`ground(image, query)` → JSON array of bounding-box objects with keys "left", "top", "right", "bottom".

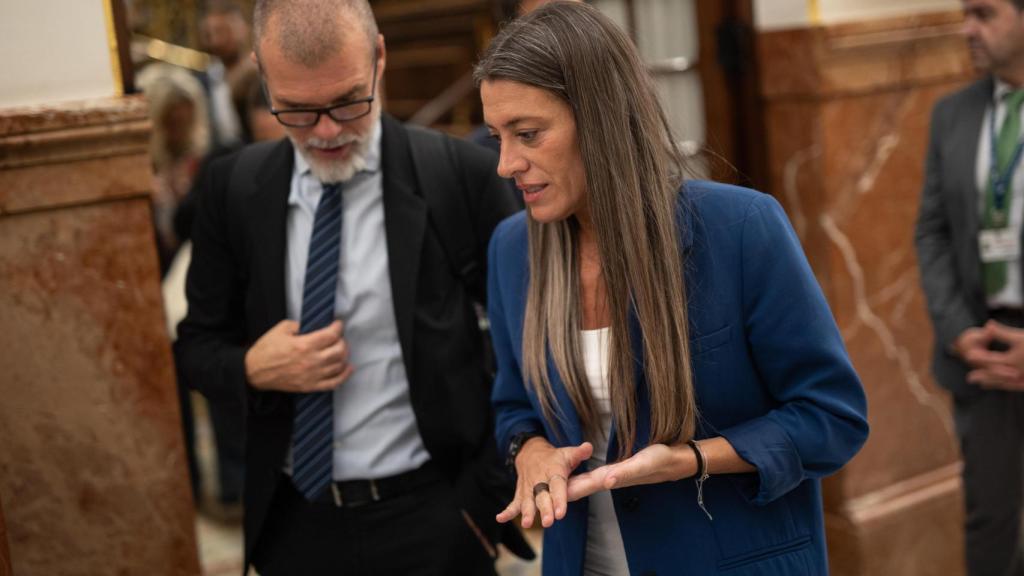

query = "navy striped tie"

[{"left": 291, "top": 182, "right": 342, "bottom": 501}]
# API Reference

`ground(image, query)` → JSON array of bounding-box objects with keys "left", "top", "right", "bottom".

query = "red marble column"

[
  {"left": 0, "top": 97, "right": 200, "bottom": 575},
  {"left": 0, "top": 497, "right": 10, "bottom": 576},
  {"left": 754, "top": 11, "right": 973, "bottom": 576}
]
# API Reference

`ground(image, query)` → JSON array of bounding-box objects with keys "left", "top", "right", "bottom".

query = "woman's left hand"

[{"left": 566, "top": 443, "right": 695, "bottom": 501}]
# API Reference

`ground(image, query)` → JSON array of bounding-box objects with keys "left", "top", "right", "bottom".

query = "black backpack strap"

[
  {"left": 405, "top": 126, "right": 481, "bottom": 294},
  {"left": 228, "top": 140, "right": 279, "bottom": 196}
]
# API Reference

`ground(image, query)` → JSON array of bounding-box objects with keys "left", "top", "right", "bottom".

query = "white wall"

[
  {"left": 0, "top": 1, "right": 118, "bottom": 108},
  {"left": 818, "top": 0, "right": 960, "bottom": 24},
  {"left": 754, "top": 0, "right": 812, "bottom": 31},
  {"left": 754, "top": 0, "right": 960, "bottom": 30}
]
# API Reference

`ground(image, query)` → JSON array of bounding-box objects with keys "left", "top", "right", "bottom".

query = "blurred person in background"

[
  {"left": 138, "top": 63, "right": 210, "bottom": 275},
  {"left": 916, "top": 1, "right": 1024, "bottom": 574},
  {"left": 138, "top": 62, "right": 211, "bottom": 504},
  {"left": 198, "top": 0, "right": 255, "bottom": 148}
]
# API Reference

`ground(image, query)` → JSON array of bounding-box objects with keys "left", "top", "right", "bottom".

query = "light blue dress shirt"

[{"left": 285, "top": 120, "right": 430, "bottom": 480}]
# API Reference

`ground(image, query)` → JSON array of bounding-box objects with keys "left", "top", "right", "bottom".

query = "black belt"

[
  {"left": 302, "top": 461, "right": 441, "bottom": 508},
  {"left": 989, "top": 307, "right": 1024, "bottom": 328}
]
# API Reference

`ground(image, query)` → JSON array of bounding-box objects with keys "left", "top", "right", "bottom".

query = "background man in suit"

[
  {"left": 174, "top": 0, "right": 522, "bottom": 573},
  {"left": 916, "top": 1, "right": 1024, "bottom": 573},
  {"left": 198, "top": 0, "right": 253, "bottom": 148}
]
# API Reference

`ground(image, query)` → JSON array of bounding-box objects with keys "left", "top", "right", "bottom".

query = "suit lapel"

[
  {"left": 246, "top": 139, "right": 293, "bottom": 329},
  {"left": 380, "top": 115, "right": 427, "bottom": 371},
  {"left": 958, "top": 78, "right": 994, "bottom": 240},
  {"left": 954, "top": 78, "right": 994, "bottom": 301}
]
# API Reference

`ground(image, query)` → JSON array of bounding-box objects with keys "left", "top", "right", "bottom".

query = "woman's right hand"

[{"left": 497, "top": 438, "right": 593, "bottom": 529}]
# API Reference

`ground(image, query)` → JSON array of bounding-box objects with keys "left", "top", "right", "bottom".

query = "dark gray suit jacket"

[{"left": 915, "top": 77, "right": 995, "bottom": 397}]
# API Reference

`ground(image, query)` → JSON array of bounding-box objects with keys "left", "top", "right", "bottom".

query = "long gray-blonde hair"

[
  {"left": 475, "top": 1, "right": 697, "bottom": 459},
  {"left": 137, "top": 64, "right": 210, "bottom": 173}
]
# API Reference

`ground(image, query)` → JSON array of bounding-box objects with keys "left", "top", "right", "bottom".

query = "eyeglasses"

[{"left": 265, "top": 52, "right": 379, "bottom": 128}]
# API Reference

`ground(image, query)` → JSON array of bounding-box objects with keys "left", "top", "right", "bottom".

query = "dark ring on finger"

[{"left": 532, "top": 482, "right": 550, "bottom": 498}]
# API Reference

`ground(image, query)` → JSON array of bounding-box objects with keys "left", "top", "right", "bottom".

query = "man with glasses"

[{"left": 175, "top": 0, "right": 521, "bottom": 573}]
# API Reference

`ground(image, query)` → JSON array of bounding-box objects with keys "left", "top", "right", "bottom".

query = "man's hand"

[
  {"left": 953, "top": 326, "right": 991, "bottom": 361},
  {"left": 963, "top": 321, "right": 1024, "bottom": 391},
  {"left": 244, "top": 319, "right": 353, "bottom": 392}
]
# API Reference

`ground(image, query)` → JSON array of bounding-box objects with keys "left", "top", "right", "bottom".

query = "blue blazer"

[{"left": 488, "top": 182, "right": 869, "bottom": 576}]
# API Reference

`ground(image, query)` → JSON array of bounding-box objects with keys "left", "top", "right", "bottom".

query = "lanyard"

[{"left": 989, "top": 98, "right": 1024, "bottom": 213}]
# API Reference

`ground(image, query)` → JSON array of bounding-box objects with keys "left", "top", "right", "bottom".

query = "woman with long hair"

[
  {"left": 137, "top": 63, "right": 210, "bottom": 273},
  {"left": 477, "top": 3, "right": 869, "bottom": 574}
]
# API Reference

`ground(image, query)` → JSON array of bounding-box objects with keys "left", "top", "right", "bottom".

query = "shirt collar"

[{"left": 994, "top": 78, "right": 1019, "bottom": 103}]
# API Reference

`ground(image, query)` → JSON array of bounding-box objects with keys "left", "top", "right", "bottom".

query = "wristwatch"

[{"left": 506, "top": 430, "right": 544, "bottom": 471}]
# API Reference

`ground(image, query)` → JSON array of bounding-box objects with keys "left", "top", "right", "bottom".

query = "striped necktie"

[{"left": 291, "top": 182, "right": 342, "bottom": 501}]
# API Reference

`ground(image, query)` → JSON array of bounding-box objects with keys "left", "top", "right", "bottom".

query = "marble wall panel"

[
  {"left": 0, "top": 198, "right": 199, "bottom": 576},
  {"left": 0, "top": 497, "right": 10, "bottom": 576},
  {"left": 758, "top": 11, "right": 968, "bottom": 99},
  {"left": 0, "top": 96, "right": 199, "bottom": 575},
  {"left": 816, "top": 84, "right": 964, "bottom": 499},
  {"left": 755, "top": 10, "right": 973, "bottom": 575},
  {"left": 0, "top": 96, "right": 150, "bottom": 215},
  {"left": 827, "top": 464, "right": 963, "bottom": 576}
]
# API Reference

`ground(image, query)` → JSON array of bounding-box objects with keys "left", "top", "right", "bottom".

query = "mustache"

[{"left": 304, "top": 133, "right": 362, "bottom": 150}]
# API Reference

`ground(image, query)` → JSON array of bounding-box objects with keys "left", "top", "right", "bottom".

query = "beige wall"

[
  {"left": 754, "top": 0, "right": 810, "bottom": 31},
  {"left": 0, "top": 0, "right": 118, "bottom": 108},
  {"left": 755, "top": 0, "right": 959, "bottom": 30}
]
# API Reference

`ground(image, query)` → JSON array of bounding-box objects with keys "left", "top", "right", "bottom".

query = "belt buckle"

[{"left": 330, "top": 479, "right": 382, "bottom": 508}]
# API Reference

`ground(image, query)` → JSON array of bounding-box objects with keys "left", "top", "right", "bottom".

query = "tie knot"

[{"left": 321, "top": 182, "right": 343, "bottom": 197}]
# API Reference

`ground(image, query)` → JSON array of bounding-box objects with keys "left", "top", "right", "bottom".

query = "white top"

[
  {"left": 580, "top": 327, "right": 630, "bottom": 576},
  {"left": 976, "top": 78, "right": 1024, "bottom": 308},
  {"left": 284, "top": 119, "right": 430, "bottom": 480}
]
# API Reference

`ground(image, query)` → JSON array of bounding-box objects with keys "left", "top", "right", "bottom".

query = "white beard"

[{"left": 292, "top": 119, "right": 374, "bottom": 184}]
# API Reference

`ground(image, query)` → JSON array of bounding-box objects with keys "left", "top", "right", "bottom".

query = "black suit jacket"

[{"left": 175, "top": 114, "right": 521, "bottom": 568}]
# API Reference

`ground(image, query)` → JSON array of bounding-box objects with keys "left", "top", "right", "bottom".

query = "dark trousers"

[
  {"left": 253, "top": 474, "right": 495, "bottom": 576},
  {"left": 174, "top": 347, "right": 244, "bottom": 505},
  {"left": 954, "top": 389, "right": 1024, "bottom": 576},
  {"left": 207, "top": 399, "right": 245, "bottom": 503}
]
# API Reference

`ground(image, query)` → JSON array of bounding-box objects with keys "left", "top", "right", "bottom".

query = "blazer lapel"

[
  {"left": 246, "top": 139, "right": 293, "bottom": 329},
  {"left": 953, "top": 78, "right": 994, "bottom": 301},
  {"left": 380, "top": 115, "right": 427, "bottom": 370},
  {"left": 544, "top": 351, "right": 585, "bottom": 449},
  {"left": 958, "top": 78, "right": 993, "bottom": 239}
]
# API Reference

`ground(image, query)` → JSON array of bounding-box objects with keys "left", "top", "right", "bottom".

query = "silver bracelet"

[{"left": 687, "top": 439, "right": 713, "bottom": 521}]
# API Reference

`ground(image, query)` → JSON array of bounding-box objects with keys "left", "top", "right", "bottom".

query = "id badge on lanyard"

[
  {"left": 982, "top": 100, "right": 1024, "bottom": 263},
  {"left": 979, "top": 228, "right": 1021, "bottom": 263}
]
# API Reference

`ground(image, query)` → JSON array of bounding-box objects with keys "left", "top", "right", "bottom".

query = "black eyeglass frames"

[{"left": 265, "top": 50, "right": 379, "bottom": 128}]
